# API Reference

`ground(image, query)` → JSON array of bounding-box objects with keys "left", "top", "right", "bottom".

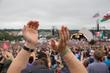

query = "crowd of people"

[{"left": 0, "top": 21, "right": 110, "bottom": 73}]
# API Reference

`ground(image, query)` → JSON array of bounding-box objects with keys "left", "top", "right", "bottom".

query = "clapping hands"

[{"left": 50, "top": 26, "right": 70, "bottom": 53}]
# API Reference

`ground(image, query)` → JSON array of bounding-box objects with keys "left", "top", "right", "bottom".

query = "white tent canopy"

[{"left": 79, "top": 28, "right": 93, "bottom": 42}]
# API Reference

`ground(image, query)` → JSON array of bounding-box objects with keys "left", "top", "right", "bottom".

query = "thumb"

[{"left": 50, "top": 39, "right": 58, "bottom": 50}]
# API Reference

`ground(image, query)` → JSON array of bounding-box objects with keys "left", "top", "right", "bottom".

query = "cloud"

[{"left": 0, "top": 0, "right": 110, "bottom": 29}]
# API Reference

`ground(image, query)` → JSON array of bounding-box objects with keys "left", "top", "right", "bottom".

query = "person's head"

[
  {"left": 90, "top": 50, "right": 94, "bottom": 56},
  {"left": 22, "top": 52, "right": 50, "bottom": 73},
  {"left": 56, "top": 60, "right": 61, "bottom": 66},
  {"left": 33, "top": 51, "right": 48, "bottom": 67},
  {"left": 94, "top": 49, "right": 104, "bottom": 62},
  {"left": 83, "top": 59, "right": 89, "bottom": 68},
  {"left": 89, "top": 40, "right": 96, "bottom": 45}
]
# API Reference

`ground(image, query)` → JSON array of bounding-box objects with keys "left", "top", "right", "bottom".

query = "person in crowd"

[
  {"left": 21, "top": 51, "right": 52, "bottom": 73},
  {"left": 7, "top": 20, "right": 87, "bottom": 73},
  {"left": 83, "top": 59, "right": 89, "bottom": 68},
  {"left": 87, "top": 49, "right": 109, "bottom": 73},
  {"left": 0, "top": 49, "right": 5, "bottom": 73},
  {"left": 0, "top": 48, "right": 14, "bottom": 73},
  {"left": 104, "top": 52, "right": 110, "bottom": 73}
]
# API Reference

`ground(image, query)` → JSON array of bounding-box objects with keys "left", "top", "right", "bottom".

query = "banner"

[{"left": 100, "top": 11, "right": 110, "bottom": 22}]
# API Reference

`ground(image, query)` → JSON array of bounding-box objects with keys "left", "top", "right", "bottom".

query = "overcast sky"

[{"left": 0, "top": 0, "right": 110, "bottom": 29}]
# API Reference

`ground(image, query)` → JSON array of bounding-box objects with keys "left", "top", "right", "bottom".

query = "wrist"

[
  {"left": 23, "top": 46, "right": 34, "bottom": 53},
  {"left": 61, "top": 48, "right": 71, "bottom": 57},
  {"left": 24, "top": 42, "right": 36, "bottom": 49}
]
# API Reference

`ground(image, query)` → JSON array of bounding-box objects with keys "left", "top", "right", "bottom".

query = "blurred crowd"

[{"left": 0, "top": 38, "right": 110, "bottom": 73}]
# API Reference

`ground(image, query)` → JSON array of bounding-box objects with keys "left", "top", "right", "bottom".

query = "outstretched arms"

[{"left": 7, "top": 21, "right": 87, "bottom": 73}]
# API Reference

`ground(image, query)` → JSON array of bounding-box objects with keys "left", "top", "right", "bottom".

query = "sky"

[{"left": 0, "top": 0, "right": 110, "bottom": 29}]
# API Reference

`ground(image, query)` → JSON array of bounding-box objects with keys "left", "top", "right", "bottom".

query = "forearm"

[
  {"left": 7, "top": 20, "right": 39, "bottom": 73},
  {"left": 62, "top": 49, "right": 87, "bottom": 73},
  {"left": 7, "top": 49, "right": 31, "bottom": 73}
]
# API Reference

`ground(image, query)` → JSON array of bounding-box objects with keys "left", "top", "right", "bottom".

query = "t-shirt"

[
  {"left": 104, "top": 58, "right": 110, "bottom": 65},
  {"left": 104, "top": 58, "right": 110, "bottom": 73},
  {"left": 21, "top": 65, "right": 53, "bottom": 73},
  {"left": 87, "top": 62, "right": 109, "bottom": 73}
]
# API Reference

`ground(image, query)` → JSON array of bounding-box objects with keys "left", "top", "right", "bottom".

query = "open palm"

[{"left": 22, "top": 21, "right": 39, "bottom": 46}]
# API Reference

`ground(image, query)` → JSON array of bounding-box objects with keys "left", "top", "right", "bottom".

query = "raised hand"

[
  {"left": 50, "top": 26, "right": 69, "bottom": 53},
  {"left": 22, "top": 21, "right": 39, "bottom": 48},
  {"left": 2, "top": 51, "right": 14, "bottom": 60}
]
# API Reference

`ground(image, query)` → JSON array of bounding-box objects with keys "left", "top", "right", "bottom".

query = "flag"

[
  {"left": 93, "top": 13, "right": 100, "bottom": 18},
  {"left": 95, "top": 31, "right": 104, "bottom": 39},
  {"left": 100, "top": 11, "right": 110, "bottom": 22},
  {"left": 95, "top": 31, "right": 100, "bottom": 37},
  {"left": 100, "top": 31, "right": 104, "bottom": 39},
  {"left": 2, "top": 42, "right": 10, "bottom": 50}
]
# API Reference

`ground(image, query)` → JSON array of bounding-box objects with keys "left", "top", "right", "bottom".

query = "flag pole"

[{"left": 97, "top": 19, "right": 99, "bottom": 31}]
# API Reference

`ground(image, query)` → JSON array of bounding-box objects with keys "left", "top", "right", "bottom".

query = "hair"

[
  {"left": 41, "top": 57, "right": 48, "bottom": 67},
  {"left": 33, "top": 58, "right": 48, "bottom": 67},
  {"left": 89, "top": 40, "right": 96, "bottom": 45},
  {"left": 94, "top": 49, "right": 104, "bottom": 62},
  {"left": 83, "top": 59, "right": 89, "bottom": 68},
  {"left": 34, "top": 51, "right": 48, "bottom": 67}
]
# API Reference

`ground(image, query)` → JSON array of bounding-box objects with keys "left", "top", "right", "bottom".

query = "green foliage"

[{"left": 0, "top": 32, "right": 23, "bottom": 41}]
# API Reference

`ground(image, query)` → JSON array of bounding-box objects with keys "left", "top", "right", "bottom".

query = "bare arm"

[
  {"left": 62, "top": 49, "right": 87, "bottom": 73},
  {"left": 7, "top": 22, "right": 87, "bottom": 73},
  {"left": 7, "top": 49, "right": 31, "bottom": 73},
  {"left": 50, "top": 26, "right": 87, "bottom": 73},
  {"left": 7, "top": 21, "right": 39, "bottom": 73}
]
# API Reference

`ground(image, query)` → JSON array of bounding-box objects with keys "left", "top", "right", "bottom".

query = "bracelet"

[
  {"left": 61, "top": 48, "right": 70, "bottom": 57},
  {"left": 23, "top": 46, "right": 34, "bottom": 53}
]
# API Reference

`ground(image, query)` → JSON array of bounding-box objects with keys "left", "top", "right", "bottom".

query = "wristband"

[
  {"left": 61, "top": 48, "right": 70, "bottom": 57},
  {"left": 23, "top": 46, "right": 34, "bottom": 53}
]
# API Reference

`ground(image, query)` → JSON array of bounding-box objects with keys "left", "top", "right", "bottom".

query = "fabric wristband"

[
  {"left": 23, "top": 46, "right": 34, "bottom": 53},
  {"left": 61, "top": 48, "right": 70, "bottom": 57}
]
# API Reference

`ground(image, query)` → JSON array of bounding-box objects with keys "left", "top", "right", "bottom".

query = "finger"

[
  {"left": 66, "top": 27, "right": 70, "bottom": 41},
  {"left": 31, "top": 21, "right": 39, "bottom": 30},
  {"left": 27, "top": 21, "right": 33, "bottom": 27},
  {"left": 63, "top": 26, "right": 67, "bottom": 42},
  {"left": 51, "top": 39, "right": 56, "bottom": 47},
  {"left": 31, "top": 22, "right": 38, "bottom": 30},
  {"left": 58, "top": 39, "right": 65, "bottom": 52},
  {"left": 59, "top": 29, "right": 64, "bottom": 41},
  {"left": 50, "top": 39, "right": 57, "bottom": 50},
  {"left": 22, "top": 25, "right": 27, "bottom": 34},
  {"left": 25, "top": 24, "right": 30, "bottom": 32},
  {"left": 27, "top": 21, "right": 35, "bottom": 30},
  {"left": 29, "top": 22, "right": 35, "bottom": 29},
  {"left": 22, "top": 25, "right": 25, "bottom": 32},
  {"left": 62, "top": 26, "right": 67, "bottom": 42},
  {"left": 30, "top": 23, "right": 35, "bottom": 29},
  {"left": 65, "top": 27, "right": 69, "bottom": 41},
  {"left": 34, "top": 21, "right": 39, "bottom": 30},
  {"left": 26, "top": 21, "right": 31, "bottom": 30},
  {"left": 61, "top": 26, "right": 65, "bottom": 40}
]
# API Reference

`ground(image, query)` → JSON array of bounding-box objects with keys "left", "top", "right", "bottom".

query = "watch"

[{"left": 23, "top": 46, "right": 34, "bottom": 52}]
